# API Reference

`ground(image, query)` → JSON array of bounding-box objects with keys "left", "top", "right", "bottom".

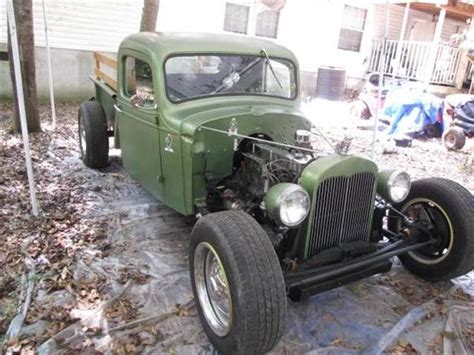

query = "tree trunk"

[
  {"left": 140, "top": 0, "right": 160, "bottom": 32},
  {"left": 8, "top": 0, "right": 41, "bottom": 133}
]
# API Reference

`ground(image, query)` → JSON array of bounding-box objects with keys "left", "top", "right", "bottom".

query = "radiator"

[{"left": 307, "top": 172, "right": 376, "bottom": 257}]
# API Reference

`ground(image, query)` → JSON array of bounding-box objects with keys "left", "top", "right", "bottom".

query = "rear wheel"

[
  {"left": 78, "top": 100, "right": 109, "bottom": 168},
  {"left": 389, "top": 178, "right": 474, "bottom": 281},
  {"left": 350, "top": 99, "right": 371, "bottom": 120},
  {"left": 190, "top": 211, "right": 287, "bottom": 354},
  {"left": 424, "top": 123, "right": 441, "bottom": 138},
  {"left": 442, "top": 127, "right": 466, "bottom": 151}
]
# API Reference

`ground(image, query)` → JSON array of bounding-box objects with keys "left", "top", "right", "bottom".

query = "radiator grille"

[{"left": 308, "top": 172, "right": 376, "bottom": 257}]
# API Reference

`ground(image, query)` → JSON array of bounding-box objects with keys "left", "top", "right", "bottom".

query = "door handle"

[{"left": 114, "top": 104, "right": 123, "bottom": 113}]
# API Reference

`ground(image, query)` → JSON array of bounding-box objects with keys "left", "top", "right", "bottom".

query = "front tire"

[
  {"left": 390, "top": 178, "right": 474, "bottom": 281},
  {"left": 190, "top": 211, "right": 287, "bottom": 354},
  {"left": 78, "top": 101, "right": 109, "bottom": 168}
]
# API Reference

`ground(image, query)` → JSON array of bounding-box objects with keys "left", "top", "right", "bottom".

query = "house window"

[
  {"left": 224, "top": 3, "right": 250, "bottom": 34},
  {"left": 256, "top": 10, "right": 280, "bottom": 38},
  {"left": 338, "top": 5, "right": 367, "bottom": 52}
]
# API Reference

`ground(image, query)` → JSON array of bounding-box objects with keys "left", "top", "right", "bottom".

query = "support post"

[
  {"left": 42, "top": 0, "right": 56, "bottom": 129},
  {"left": 371, "top": 0, "right": 390, "bottom": 161},
  {"left": 248, "top": 0, "right": 258, "bottom": 36},
  {"left": 393, "top": 1, "right": 410, "bottom": 77},
  {"left": 7, "top": 0, "right": 39, "bottom": 216},
  {"left": 454, "top": 17, "right": 474, "bottom": 90},
  {"left": 424, "top": 8, "right": 446, "bottom": 87}
]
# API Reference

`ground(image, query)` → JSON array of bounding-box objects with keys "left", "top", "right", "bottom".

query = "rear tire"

[
  {"left": 350, "top": 99, "right": 371, "bottom": 120},
  {"left": 442, "top": 127, "right": 466, "bottom": 151},
  {"left": 78, "top": 101, "right": 109, "bottom": 168},
  {"left": 424, "top": 123, "right": 441, "bottom": 138},
  {"left": 190, "top": 211, "right": 287, "bottom": 355},
  {"left": 389, "top": 178, "right": 474, "bottom": 281}
]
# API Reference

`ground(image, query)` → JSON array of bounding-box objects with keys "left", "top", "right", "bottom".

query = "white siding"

[
  {"left": 0, "top": 0, "right": 142, "bottom": 52},
  {"left": 156, "top": 0, "right": 226, "bottom": 33},
  {"left": 442, "top": 17, "right": 467, "bottom": 41},
  {"left": 277, "top": 0, "right": 375, "bottom": 79}
]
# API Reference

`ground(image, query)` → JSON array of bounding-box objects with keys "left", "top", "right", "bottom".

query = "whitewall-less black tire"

[
  {"left": 78, "top": 101, "right": 109, "bottom": 168},
  {"left": 390, "top": 178, "right": 474, "bottom": 281},
  {"left": 189, "top": 211, "right": 287, "bottom": 354}
]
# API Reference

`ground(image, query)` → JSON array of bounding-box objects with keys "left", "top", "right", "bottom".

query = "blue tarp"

[{"left": 383, "top": 88, "right": 444, "bottom": 136}]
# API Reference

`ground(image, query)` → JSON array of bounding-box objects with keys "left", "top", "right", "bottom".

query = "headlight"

[
  {"left": 378, "top": 170, "right": 411, "bottom": 203},
  {"left": 264, "top": 183, "right": 310, "bottom": 227}
]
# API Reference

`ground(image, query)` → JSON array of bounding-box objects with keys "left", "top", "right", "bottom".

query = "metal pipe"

[
  {"left": 6, "top": 0, "right": 39, "bottom": 216},
  {"left": 424, "top": 8, "right": 446, "bottom": 88},
  {"left": 287, "top": 239, "right": 405, "bottom": 280},
  {"left": 286, "top": 240, "right": 432, "bottom": 288},
  {"left": 371, "top": 0, "right": 390, "bottom": 161},
  {"left": 199, "top": 125, "right": 324, "bottom": 154},
  {"left": 42, "top": 0, "right": 56, "bottom": 129},
  {"left": 393, "top": 1, "right": 411, "bottom": 78}
]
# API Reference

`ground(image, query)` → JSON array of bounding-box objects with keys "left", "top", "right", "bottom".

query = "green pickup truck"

[{"left": 78, "top": 32, "right": 474, "bottom": 354}]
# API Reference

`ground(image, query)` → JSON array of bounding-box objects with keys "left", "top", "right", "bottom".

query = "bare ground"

[{"left": 0, "top": 101, "right": 473, "bottom": 354}]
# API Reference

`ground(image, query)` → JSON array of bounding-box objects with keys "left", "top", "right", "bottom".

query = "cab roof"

[{"left": 119, "top": 32, "right": 298, "bottom": 64}]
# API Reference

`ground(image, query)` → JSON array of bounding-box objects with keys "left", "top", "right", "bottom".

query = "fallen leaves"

[
  {"left": 0, "top": 103, "right": 109, "bottom": 352},
  {"left": 388, "top": 340, "right": 419, "bottom": 354}
]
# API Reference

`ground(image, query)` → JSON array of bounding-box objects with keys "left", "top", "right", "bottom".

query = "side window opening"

[{"left": 124, "top": 56, "right": 155, "bottom": 107}]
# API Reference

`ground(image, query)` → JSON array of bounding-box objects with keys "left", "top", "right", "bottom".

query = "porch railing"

[{"left": 368, "top": 39, "right": 462, "bottom": 86}]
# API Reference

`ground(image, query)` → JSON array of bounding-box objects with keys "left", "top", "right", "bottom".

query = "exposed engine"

[
  {"left": 239, "top": 143, "right": 312, "bottom": 196},
  {"left": 212, "top": 130, "right": 315, "bottom": 215}
]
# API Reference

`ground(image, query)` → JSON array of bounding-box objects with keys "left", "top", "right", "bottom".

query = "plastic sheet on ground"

[{"left": 40, "top": 153, "right": 474, "bottom": 354}]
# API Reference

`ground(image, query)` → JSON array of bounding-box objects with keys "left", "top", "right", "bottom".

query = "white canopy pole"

[
  {"left": 424, "top": 7, "right": 446, "bottom": 88},
  {"left": 7, "top": 0, "right": 39, "bottom": 216},
  {"left": 399, "top": 1, "right": 410, "bottom": 43},
  {"left": 393, "top": 0, "right": 410, "bottom": 77},
  {"left": 371, "top": 0, "right": 390, "bottom": 160},
  {"left": 42, "top": 0, "right": 56, "bottom": 129}
]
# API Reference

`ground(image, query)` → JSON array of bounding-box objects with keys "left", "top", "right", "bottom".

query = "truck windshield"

[{"left": 165, "top": 54, "right": 297, "bottom": 102}]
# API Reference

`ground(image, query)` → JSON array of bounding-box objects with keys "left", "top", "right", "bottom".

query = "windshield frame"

[{"left": 163, "top": 53, "right": 299, "bottom": 104}]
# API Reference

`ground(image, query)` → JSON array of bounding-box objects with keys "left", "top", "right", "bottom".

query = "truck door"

[{"left": 115, "top": 53, "right": 164, "bottom": 199}]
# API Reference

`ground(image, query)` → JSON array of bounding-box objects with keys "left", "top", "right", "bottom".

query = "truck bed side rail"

[{"left": 94, "top": 51, "right": 117, "bottom": 91}]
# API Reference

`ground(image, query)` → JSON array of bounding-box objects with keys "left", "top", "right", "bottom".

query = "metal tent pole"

[
  {"left": 393, "top": 0, "right": 410, "bottom": 78},
  {"left": 7, "top": 0, "right": 39, "bottom": 216},
  {"left": 424, "top": 7, "right": 446, "bottom": 88},
  {"left": 371, "top": 0, "right": 390, "bottom": 160},
  {"left": 42, "top": 0, "right": 57, "bottom": 129}
]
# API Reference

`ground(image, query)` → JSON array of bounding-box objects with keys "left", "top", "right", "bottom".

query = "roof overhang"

[{"left": 371, "top": 0, "right": 474, "bottom": 21}]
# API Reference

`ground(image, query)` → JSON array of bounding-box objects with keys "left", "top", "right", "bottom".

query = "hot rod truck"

[{"left": 78, "top": 32, "right": 474, "bottom": 354}]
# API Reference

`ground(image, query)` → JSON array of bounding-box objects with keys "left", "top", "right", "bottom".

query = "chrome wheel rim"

[
  {"left": 399, "top": 198, "right": 454, "bottom": 265},
  {"left": 194, "top": 242, "right": 232, "bottom": 337}
]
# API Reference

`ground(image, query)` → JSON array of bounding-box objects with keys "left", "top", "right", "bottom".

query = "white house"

[{"left": 0, "top": 0, "right": 472, "bottom": 100}]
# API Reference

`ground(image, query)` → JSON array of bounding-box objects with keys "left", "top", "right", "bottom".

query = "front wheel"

[
  {"left": 389, "top": 178, "right": 474, "bottom": 281},
  {"left": 190, "top": 211, "right": 287, "bottom": 354}
]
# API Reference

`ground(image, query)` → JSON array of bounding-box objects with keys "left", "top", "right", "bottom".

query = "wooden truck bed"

[
  {"left": 91, "top": 51, "right": 119, "bottom": 146},
  {"left": 94, "top": 52, "right": 117, "bottom": 91}
]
